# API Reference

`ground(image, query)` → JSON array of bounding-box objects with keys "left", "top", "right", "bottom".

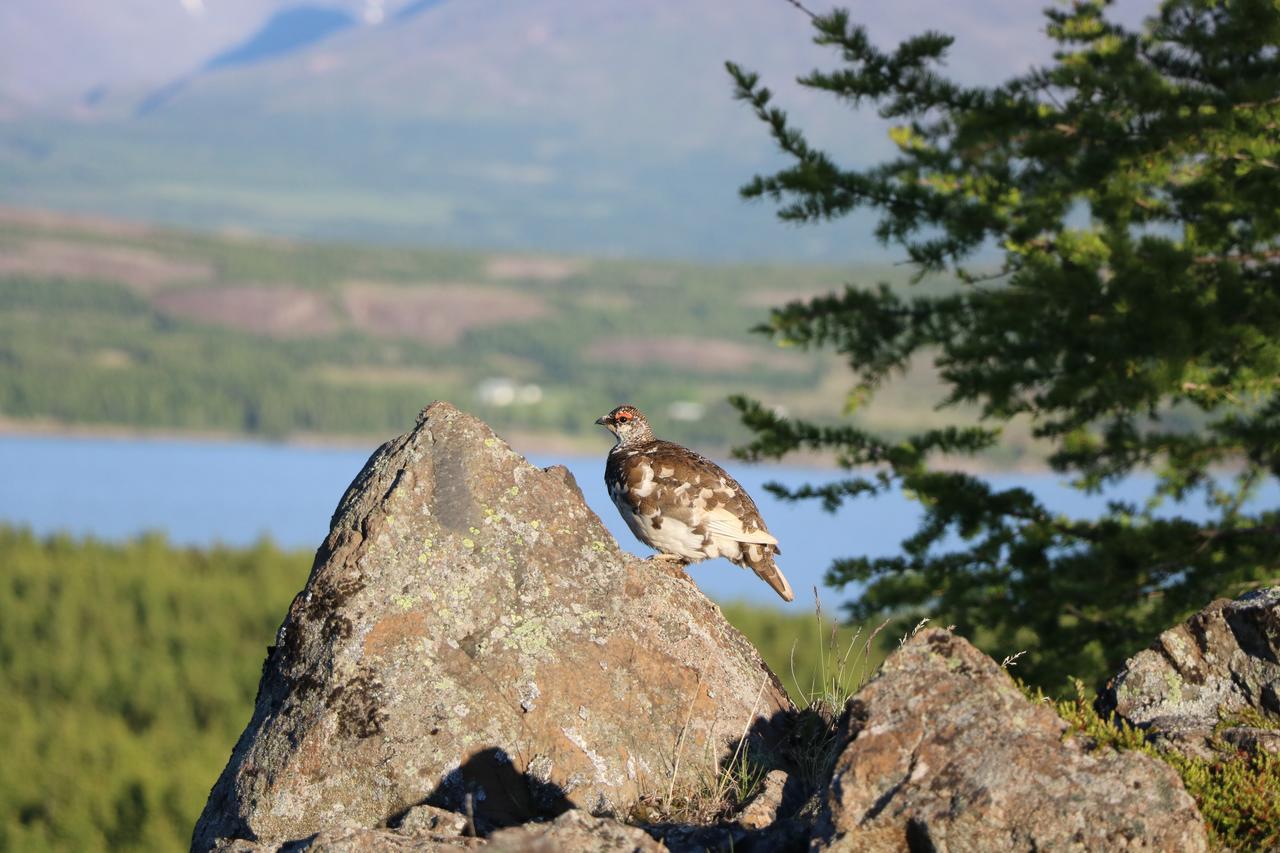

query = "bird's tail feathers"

[{"left": 744, "top": 545, "right": 794, "bottom": 602}]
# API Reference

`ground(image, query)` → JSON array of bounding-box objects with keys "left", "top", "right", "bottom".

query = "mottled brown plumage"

[{"left": 596, "top": 404, "right": 794, "bottom": 602}]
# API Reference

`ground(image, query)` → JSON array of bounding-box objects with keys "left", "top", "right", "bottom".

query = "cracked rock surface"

[
  {"left": 812, "top": 629, "right": 1207, "bottom": 852},
  {"left": 192, "top": 402, "right": 789, "bottom": 852},
  {"left": 1102, "top": 587, "right": 1280, "bottom": 759}
]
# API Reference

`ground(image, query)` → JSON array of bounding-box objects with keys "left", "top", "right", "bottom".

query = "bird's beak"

[{"left": 595, "top": 415, "right": 610, "bottom": 427}]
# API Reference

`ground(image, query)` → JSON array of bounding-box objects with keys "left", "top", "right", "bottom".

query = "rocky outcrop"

[
  {"left": 812, "top": 629, "right": 1207, "bottom": 852},
  {"left": 193, "top": 402, "right": 790, "bottom": 852},
  {"left": 1102, "top": 587, "right": 1280, "bottom": 759}
]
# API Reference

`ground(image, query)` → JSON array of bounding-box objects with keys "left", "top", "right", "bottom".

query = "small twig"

[
  {"left": 958, "top": 265, "right": 1017, "bottom": 285},
  {"left": 781, "top": 0, "right": 817, "bottom": 19},
  {"left": 463, "top": 791, "right": 476, "bottom": 838},
  {"left": 1192, "top": 249, "right": 1280, "bottom": 265}
]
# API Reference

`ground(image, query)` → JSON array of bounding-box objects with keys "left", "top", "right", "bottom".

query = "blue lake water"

[{"left": 1, "top": 434, "right": 1274, "bottom": 608}]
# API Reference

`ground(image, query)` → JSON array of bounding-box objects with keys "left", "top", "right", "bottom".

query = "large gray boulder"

[
  {"left": 812, "top": 629, "right": 1207, "bottom": 852},
  {"left": 193, "top": 402, "right": 790, "bottom": 851},
  {"left": 1102, "top": 587, "right": 1280, "bottom": 759}
]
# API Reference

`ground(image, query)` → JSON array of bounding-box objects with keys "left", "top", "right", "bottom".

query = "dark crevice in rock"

[{"left": 1226, "top": 606, "right": 1279, "bottom": 664}]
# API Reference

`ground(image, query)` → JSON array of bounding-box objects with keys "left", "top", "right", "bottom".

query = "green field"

[{"left": 0, "top": 526, "right": 884, "bottom": 851}]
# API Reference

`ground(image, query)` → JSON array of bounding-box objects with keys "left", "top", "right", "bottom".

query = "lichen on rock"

[{"left": 1101, "top": 586, "right": 1280, "bottom": 759}]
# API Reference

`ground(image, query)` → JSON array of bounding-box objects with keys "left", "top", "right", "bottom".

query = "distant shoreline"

[{"left": 0, "top": 416, "right": 1050, "bottom": 475}]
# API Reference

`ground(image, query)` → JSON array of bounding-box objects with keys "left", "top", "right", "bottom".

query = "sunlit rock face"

[
  {"left": 813, "top": 629, "right": 1208, "bottom": 853},
  {"left": 1103, "top": 587, "right": 1280, "bottom": 760}
]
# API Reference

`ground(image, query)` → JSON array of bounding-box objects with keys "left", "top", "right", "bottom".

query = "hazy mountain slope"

[
  {"left": 0, "top": 1, "right": 283, "bottom": 106},
  {"left": 0, "top": 0, "right": 1160, "bottom": 260},
  {"left": 0, "top": 0, "right": 416, "bottom": 106},
  {"left": 147, "top": 0, "right": 1074, "bottom": 153}
]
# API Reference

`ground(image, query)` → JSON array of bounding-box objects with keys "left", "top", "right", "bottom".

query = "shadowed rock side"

[
  {"left": 192, "top": 402, "right": 790, "bottom": 851},
  {"left": 1102, "top": 586, "right": 1280, "bottom": 759},
  {"left": 812, "top": 629, "right": 1208, "bottom": 853},
  {"left": 213, "top": 810, "right": 666, "bottom": 852}
]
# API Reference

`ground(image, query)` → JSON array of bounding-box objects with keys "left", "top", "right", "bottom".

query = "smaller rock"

[
  {"left": 484, "top": 810, "right": 665, "bottom": 852},
  {"left": 1103, "top": 586, "right": 1280, "bottom": 759},
  {"left": 734, "top": 769, "right": 789, "bottom": 829},
  {"left": 813, "top": 629, "right": 1207, "bottom": 852},
  {"left": 393, "top": 804, "right": 470, "bottom": 838}
]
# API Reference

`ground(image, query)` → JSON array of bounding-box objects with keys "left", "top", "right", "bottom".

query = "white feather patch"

[
  {"left": 640, "top": 514, "right": 707, "bottom": 562},
  {"left": 630, "top": 463, "right": 657, "bottom": 498},
  {"left": 703, "top": 507, "right": 778, "bottom": 545}
]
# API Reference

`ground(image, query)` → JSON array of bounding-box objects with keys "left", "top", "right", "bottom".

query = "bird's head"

[{"left": 595, "top": 404, "right": 654, "bottom": 446}]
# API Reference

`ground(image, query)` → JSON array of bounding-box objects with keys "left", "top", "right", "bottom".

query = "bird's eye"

[{"left": 615, "top": 410, "right": 633, "bottom": 422}]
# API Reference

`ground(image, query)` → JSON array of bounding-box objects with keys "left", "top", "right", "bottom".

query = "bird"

[{"left": 595, "top": 404, "right": 794, "bottom": 602}]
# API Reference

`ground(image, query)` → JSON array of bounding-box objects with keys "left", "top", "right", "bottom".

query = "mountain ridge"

[{"left": 0, "top": 1, "right": 1159, "bottom": 261}]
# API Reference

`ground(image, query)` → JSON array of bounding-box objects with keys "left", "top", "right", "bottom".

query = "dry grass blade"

[{"left": 666, "top": 672, "right": 704, "bottom": 810}]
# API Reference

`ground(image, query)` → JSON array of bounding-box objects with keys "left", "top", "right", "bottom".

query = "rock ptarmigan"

[{"left": 595, "top": 404, "right": 795, "bottom": 602}]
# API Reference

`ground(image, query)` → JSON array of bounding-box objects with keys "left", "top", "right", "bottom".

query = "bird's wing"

[
  {"left": 642, "top": 441, "right": 779, "bottom": 548},
  {"left": 703, "top": 506, "right": 778, "bottom": 545}
]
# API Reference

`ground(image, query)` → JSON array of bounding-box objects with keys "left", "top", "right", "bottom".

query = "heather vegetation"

[{"left": 1046, "top": 682, "right": 1280, "bottom": 849}]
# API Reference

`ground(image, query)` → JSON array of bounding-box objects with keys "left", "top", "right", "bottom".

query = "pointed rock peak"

[{"left": 192, "top": 402, "right": 790, "bottom": 850}]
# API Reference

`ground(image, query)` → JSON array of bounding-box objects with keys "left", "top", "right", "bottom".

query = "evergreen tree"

[{"left": 728, "top": 0, "right": 1280, "bottom": 690}]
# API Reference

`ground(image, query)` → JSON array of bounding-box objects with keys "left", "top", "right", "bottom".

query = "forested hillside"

[{"left": 0, "top": 208, "right": 1022, "bottom": 459}]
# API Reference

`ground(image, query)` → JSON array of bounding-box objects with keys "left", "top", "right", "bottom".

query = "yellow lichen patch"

[{"left": 506, "top": 616, "right": 553, "bottom": 657}]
